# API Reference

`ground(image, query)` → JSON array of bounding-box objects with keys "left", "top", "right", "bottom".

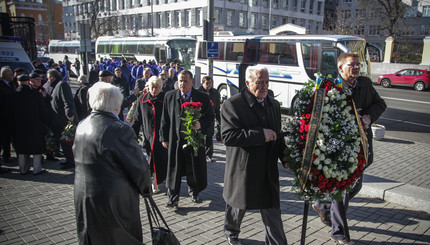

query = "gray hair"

[
  {"left": 88, "top": 82, "right": 123, "bottom": 113},
  {"left": 245, "top": 65, "right": 268, "bottom": 83},
  {"left": 47, "top": 69, "right": 61, "bottom": 79},
  {"left": 78, "top": 75, "right": 88, "bottom": 84},
  {"left": 147, "top": 76, "right": 162, "bottom": 90},
  {"left": 1, "top": 66, "right": 12, "bottom": 78}
]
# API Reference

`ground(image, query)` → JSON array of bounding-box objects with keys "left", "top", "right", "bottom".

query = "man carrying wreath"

[
  {"left": 221, "top": 66, "right": 288, "bottom": 245},
  {"left": 312, "top": 53, "right": 386, "bottom": 245},
  {"left": 160, "top": 70, "right": 214, "bottom": 208}
]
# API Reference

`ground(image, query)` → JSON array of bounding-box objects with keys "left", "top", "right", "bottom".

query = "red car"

[{"left": 378, "top": 69, "right": 430, "bottom": 91}]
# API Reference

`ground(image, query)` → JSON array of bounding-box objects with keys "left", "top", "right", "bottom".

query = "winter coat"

[
  {"left": 74, "top": 83, "right": 91, "bottom": 121},
  {"left": 132, "top": 92, "right": 168, "bottom": 184},
  {"left": 10, "top": 85, "right": 49, "bottom": 154},
  {"left": 73, "top": 110, "right": 151, "bottom": 245},
  {"left": 198, "top": 86, "right": 221, "bottom": 136},
  {"left": 221, "top": 88, "right": 286, "bottom": 210},
  {"left": 159, "top": 88, "right": 214, "bottom": 191}
]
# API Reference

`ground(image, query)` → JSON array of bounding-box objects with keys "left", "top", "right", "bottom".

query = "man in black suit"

[
  {"left": 221, "top": 66, "right": 288, "bottom": 245},
  {"left": 0, "top": 67, "right": 15, "bottom": 167},
  {"left": 160, "top": 70, "right": 214, "bottom": 208}
]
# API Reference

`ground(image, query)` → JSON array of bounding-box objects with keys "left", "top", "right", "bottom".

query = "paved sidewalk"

[{"left": 1, "top": 138, "right": 429, "bottom": 244}]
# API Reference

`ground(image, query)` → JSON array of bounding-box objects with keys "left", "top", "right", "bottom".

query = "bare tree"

[{"left": 86, "top": 0, "right": 118, "bottom": 38}]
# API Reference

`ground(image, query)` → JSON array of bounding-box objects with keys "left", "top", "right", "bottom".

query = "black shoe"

[
  {"left": 2, "top": 157, "right": 13, "bottom": 163},
  {"left": 191, "top": 195, "right": 202, "bottom": 203},
  {"left": 227, "top": 237, "right": 242, "bottom": 245},
  {"left": 60, "top": 162, "right": 75, "bottom": 170},
  {"left": 0, "top": 168, "right": 10, "bottom": 174},
  {"left": 33, "top": 169, "right": 47, "bottom": 176},
  {"left": 312, "top": 203, "right": 332, "bottom": 227},
  {"left": 166, "top": 201, "right": 178, "bottom": 208},
  {"left": 47, "top": 155, "right": 60, "bottom": 161},
  {"left": 55, "top": 152, "right": 64, "bottom": 157}
]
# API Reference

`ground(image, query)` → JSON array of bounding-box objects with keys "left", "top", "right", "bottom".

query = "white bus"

[
  {"left": 48, "top": 40, "right": 96, "bottom": 73},
  {"left": 95, "top": 36, "right": 196, "bottom": 69},
  {"left": 195, "top": 34, "right": 380, "bottom": 109}
]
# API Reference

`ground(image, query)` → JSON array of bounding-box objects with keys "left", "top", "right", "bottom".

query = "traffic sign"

[{"left": 207, "top": 41, "right": 219, "bottom": 58}]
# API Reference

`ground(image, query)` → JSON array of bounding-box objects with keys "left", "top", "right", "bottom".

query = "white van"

[{"left": 0, "top": 41, "right": 34, "bottom": 73}]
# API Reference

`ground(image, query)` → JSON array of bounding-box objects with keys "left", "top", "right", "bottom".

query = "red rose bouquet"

[
  {"left": 181, "top": 102, "right": 205, "bottom": 156},
  {"left": 283, "top": 76, "right": 368, "bottom": 201}
]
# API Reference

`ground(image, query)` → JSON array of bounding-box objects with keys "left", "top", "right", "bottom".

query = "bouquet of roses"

[
  {"left": 283, "top": 76, "right": 368, "bottom": 201},
  {"left": 60, "top": 120, "right": 76, "bottom": 145},
  {"left": 181, "top": 101, "right": 205, "bottom": 156}
]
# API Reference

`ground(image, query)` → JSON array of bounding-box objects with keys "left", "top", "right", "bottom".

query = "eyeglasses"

[
  {"left": 344, "top": 63, "right": 363, "bottom": 68},
  {"left": 253, "top": 80, "right": 269, "bottom": 86}
]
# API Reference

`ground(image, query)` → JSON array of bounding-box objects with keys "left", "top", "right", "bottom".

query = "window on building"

[
  {"left": 262, "top": 15, "right": 268, "bottom": 29},
  {"left": 341, "top": 10, "right": 351, "bottom": 20},
  {"left": 301, "top": 0, "right": 306, "bottom": 13},
  {"left": 402, "top": 29, "right": 414, "bottom": 36},
  {"left": 368, "top": 25, "right": 379, "bottom": 36},
  {"left": 215, "top": 8, "right": 220, "bottom": 23},
  {"left": 166, "top": 12, "right": 171, "bottom": 27},
  {"left": 404, "top": 6, "right": 417, "bottom": 17},
  {"left": 175, "top": 10, "right": 181, "bottom": 27},
  {"left": 38, "top": 14, "right": 42, "bottom": 22},
  {"left": 342, "top": 0, "right": 351, "bottom": 2},
  {"left": 252, "top": 0, "right": 258, "bottom": 6},
  {"left": 356, "top": 26, "right": 364, "bottom": 35},
  {"left": 420, "top": 25, "right": 430, "bottom": 35},
  {"left": 423, "top": 6, "right": 430, "bottom": 17},
  {"left": 292, "top": 0, "right": 298, "bottom": 11},
  {"left": 271, "top": 16, "right": 277, "bottom": 28},
  {"left": 262, "top": 0, "right": 269, "bottom": 7},
  {"left": 317, "top": 1, "right": 322, "bottom": 15},
  {"left": 282, "top": 17, "right": 287, "bottom": 24},
  {"left": 282, "top": 0, "right": 288, "bottom": 10},
  {"left": 185, "top": 9, "right": 191, "bottom": 27},
  {"left": 240, "top": 0, "right": 247, "bottom": 3},
  {"left": 291, "top": 18, "right": 296, "bottom": 24},
  {"left": 239, "top": 12, "right": 246, "bottom": 28},
  {"left": 273, "top": 0, "right": 279, "bottom": 8},
  {"left": 309, "top": 0, "right": 314, "bottom": 14},
  {"left": 355, "top": 9, "right": 365, "bottom": 18},
  {"left": 196, "top": 8, "right": 202, "bottom": 26},
  {"left": 227, "top": 10, "right": 233, "bottom": 26},
  {"left": 251, "top": 13, "right": 257, "bottom": 28}
]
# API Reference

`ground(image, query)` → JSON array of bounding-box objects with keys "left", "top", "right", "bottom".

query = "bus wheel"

[{"left": 218, "top": 84, "right": 228, "bottom": 103}]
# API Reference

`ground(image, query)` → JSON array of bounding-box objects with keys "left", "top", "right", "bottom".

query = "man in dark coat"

[
  {"left": 221, "top": 66, "right": 288, "bottom": 245},
  {"left": 0, "top": 67, "right": 15, "bottom": 167},
  {"left": 160, "top": 70, "right": 214, "bottom": 207},
  {"left": 10, "top": 74, "right": 49, "bottom": 175},
  {"left": 198, "top": 76, "right": 221, "bottom": 162},
  {"left": 132, "top": 76, "right": 167, "bottom": 194},
  {"left": 74, "top": 75, "right": 91, "bottom": 121},
  {"left": 312, "top": 53, "right": 386, "bottom": 245},
  {"left": 73, "top": 81, "right": 151, "bottom": 245},
  {"left": 47, "top": 69, "right": 78, "bottom": 169},
  {"left": 135, "top": 68, "right": 152, "bottom": 92},
  {"left": 88, "top": 64, "right": 99, "bottom": 85}
]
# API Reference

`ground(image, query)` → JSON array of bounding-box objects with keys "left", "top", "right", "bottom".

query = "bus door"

[
  {"left": 320, "top": 47, "right": 339, "bottom": 78},
  {"left": 155, "top": 47, "right": 167, "bottom": 63}
]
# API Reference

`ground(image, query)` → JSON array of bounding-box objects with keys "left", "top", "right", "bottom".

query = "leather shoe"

[
  {"left": 47, "top": 155, "right": 59, "bottom": 161},
  {"left": 166, "top": 201, "right": 178, "bottom": 208},
  {"left": 2, "top": 157, "right": 13, "bottom": 163},
  {"left": 227, "top": 237, "right": 241, "bottom": 245},
  {"left": 60, "top": 162, "right": 75, "bottom": 170},
  {"left": 191, "top": 195, "right": 202, "bottom": 203},
  {"left": 33, "top": 169, "right": 47, "bottom": 176},
  {"left": 331, "top": 236, "right": 355, "bottom": 245},
  {"left": 312, "top": 203, "right": 332, "bottom": 227}
]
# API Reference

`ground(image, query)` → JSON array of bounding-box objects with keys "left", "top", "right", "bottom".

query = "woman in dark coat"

[
  {"left": 132, "top": 76, "right": 168, "bottom": 194},
  {"left": 73, "top": 82, "right": 151, "bottom": 245},
  {"left": 10, "top": 74, "right": 49, "bottom": 174}
]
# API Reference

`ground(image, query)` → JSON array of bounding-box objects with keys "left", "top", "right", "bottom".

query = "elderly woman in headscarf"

[
  {"left": 73, "top": 82, "right": 151, "bottom": 245},
  {"left": 132, "top": 76, "right": 168, "bottom": 194}
]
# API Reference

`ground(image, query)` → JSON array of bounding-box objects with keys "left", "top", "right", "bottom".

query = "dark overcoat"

[
  {"left": 132, "top": 92, "right": 168, "bottom": 184},
  {"left": 347, "top": 76, "right": 387, "bottom": 166},
  {"left": 221, "top": 88, "right": 286, "bottom": 210},
  {"left": 74, "top": 83, "right": 91, "bottom": 121},
  {"left": 49, "top": 78, "right": 78, "bottom": 132},
  {"left": 10, "top": 85, "right": 49, "bottom": 154},
  {"left": 198, "top": 86, "right": 221, "bottom": 136},
  {"left": 73, "top": 111, "right": 151, "bottom": 245},
  {"left": 159, "top": 88, "right": 214, "bottom": 191}
]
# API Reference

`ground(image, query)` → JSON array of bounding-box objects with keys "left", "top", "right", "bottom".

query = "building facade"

[
  {"left": 0, "top": 0, "right": 64, "bottom": 43},
  {"left": 62, "top": 0, "right": 325, "bottom": 40}
]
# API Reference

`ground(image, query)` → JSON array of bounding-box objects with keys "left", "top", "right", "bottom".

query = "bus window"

[
  {"left": 225, "top": 42, "right": 244, "bottom": 62},
  {"left": 215, "top": 42, "right": 225, "bottom": 61},
  {"left": 137, "top": 44, "right": 154, "bottom": 55},
  {"left": 321, "top": 50, "right": 338, "bottom": 77},
  {"left": 110, "top": 41, "right": 122, "bottom": 54},
  {"left": 243, "top": 41, "right": 257, "bottom": 63},
  {"left": 123, "top": 42, "right": 138, "bottom": 54},
  {"left": 301, "top": 42, "right": 320, "bottom": 80},
  {"left": 97, "top": 41, "right": 110, "bottom": 54}
]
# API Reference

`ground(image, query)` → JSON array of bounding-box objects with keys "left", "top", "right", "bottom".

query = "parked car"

[{"left": 378, "top": 69, "right": 430, "bottom": 91}]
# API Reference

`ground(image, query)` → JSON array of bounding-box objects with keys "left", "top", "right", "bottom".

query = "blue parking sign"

[{"left": 207, "top": 42, "right": 219, "bottom": 58}]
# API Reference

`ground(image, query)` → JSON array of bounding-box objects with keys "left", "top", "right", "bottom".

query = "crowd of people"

[{"left": 0, "top": 52, "right": 386, "bottom": 245}]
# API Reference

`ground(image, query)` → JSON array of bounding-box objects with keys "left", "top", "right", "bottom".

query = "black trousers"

[
  {"left": 167, "top": 147, "right": 199, "bottom": 204},
  {"left": 224, "top": 203, "right": 288, "bottom": 245}
]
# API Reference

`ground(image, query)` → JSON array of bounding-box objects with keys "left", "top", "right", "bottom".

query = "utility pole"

[
  {"left": 207, "top": 0, "right": 214, "bottom": 78},
  {"left": 151, "top": 0, "right": 154, "bottom": 37}
]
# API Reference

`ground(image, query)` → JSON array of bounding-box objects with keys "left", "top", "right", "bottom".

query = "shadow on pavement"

[{"left": 376, "top": 137, "right": 415, "bottom": 144}]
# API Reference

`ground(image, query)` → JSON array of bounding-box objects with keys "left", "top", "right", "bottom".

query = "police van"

[{"left": 0, "top": 41, "right": 34, "bottom": 73}]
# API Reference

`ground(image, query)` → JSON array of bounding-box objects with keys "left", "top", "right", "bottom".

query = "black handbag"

[{"left": 144, "top": 197, "right": 181, "bottom": 245}]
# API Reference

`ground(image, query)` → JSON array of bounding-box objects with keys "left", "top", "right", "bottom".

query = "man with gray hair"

[
  {"left": 74, "top": 75, "right": 91, "bottom": 121},
  {"left": 0, "top": 67, "right": 15, "bottom": 168},
  {"left": 47, "top": 68, "right": 77, "bottom": 169},
  {"left": 221, "top": 65, "right": 288, "bottom": 245}
]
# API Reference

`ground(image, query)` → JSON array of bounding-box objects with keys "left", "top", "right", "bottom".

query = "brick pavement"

[{"left": 1, "top": 139, "right": 430, "bottom": 244}]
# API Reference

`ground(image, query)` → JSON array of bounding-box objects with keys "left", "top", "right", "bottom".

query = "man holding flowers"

[
  {"left": 221, "top": 66, "right": 288, "bottom": 245},
  {"left": 160, "top": 70, "right": 214, "bottom": 208},
  {"left": 312, "top": 53, "right": 386, "bottom": 245}
]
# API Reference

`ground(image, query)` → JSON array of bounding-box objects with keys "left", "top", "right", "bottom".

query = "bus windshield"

[{"left": 168, "top": 40, "right": 195, "bottom": 68}]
